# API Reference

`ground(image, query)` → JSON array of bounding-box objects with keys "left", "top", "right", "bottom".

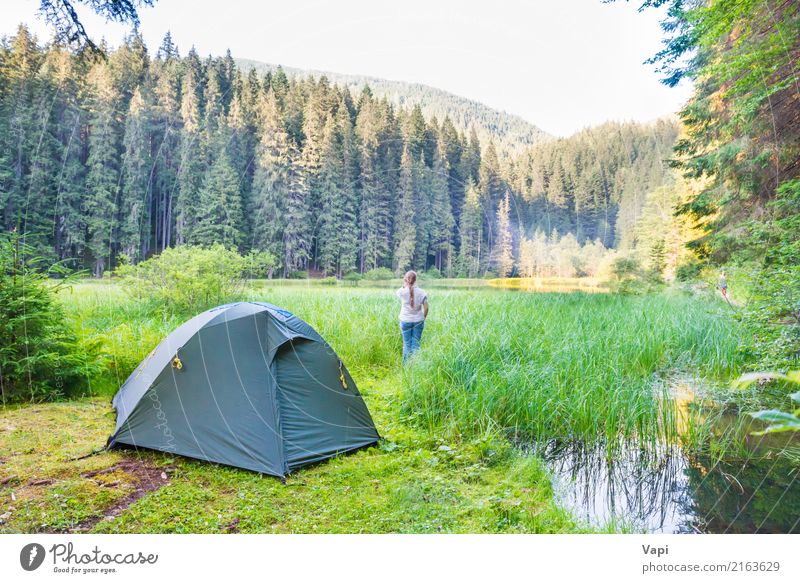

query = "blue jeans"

[{"left": 400, "top": 320, "right": 425, "bottom": 363}]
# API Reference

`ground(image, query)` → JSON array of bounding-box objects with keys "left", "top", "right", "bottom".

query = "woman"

[
  {"left": 396, "top": 270, "right": 428, "bottom": 363},
  {"left": 719, "top": 270, "right": 728, "bottom": 299}
]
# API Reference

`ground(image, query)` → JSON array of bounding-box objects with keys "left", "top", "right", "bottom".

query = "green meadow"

[{"left": 0, "top": 280, "right": 772, "bottom": 533}]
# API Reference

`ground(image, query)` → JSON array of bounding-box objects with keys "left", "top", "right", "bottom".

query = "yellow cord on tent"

[{"left": 338, "top": 360, "right": 348, "bottom": 390}]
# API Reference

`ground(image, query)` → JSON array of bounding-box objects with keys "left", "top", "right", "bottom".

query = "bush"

[
  {"left": 675, "top": 258, "right": 703, "bottom": 282},
  {"left": 243, "top": 249, "right": 279, "bottom": 279},
  {"left": 423, "top": 266, "right": 443, "bottom": 280},
  {"left": 115, "top": 244, "right": 247, "bottom": 314},
  {"left": 0, "top": 233, "right": 93, "bottom": 402},
  {"left": 364, "top": 267, "right": 394, "bottom": 281},
  {"left": 287, "top": 270, "right": 308, "bottom": 280},
  {"left": 319, "top": 276, "right": 338, "bottom": 286},
  {"left": 343, "top": 271, "right": 363, "bottom": 282},
  {"left": 609, "top": 256, "right": 657, "bottom": 294}
]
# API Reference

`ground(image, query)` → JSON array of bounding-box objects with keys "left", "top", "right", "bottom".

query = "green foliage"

[
  {"left": 401, "top": 291, "right": 743, "bottom": 446},
  {"left": 675, "top": 257, "right": 703, "bottom": 282},
  {"left": 735, "top": 372, "right": 800, "bottom": 435},
  {"left": 342, "top": 271, "right": 363, "bottom": 282},
  {"left": 0, "top": 26, "right": 679, "bottom": 283},
  {"left": 0, "top": 233, "right": 93, "bottom": 402},
  {"left": 286, "top": 270, "right": 308, "bottom": 280},
  {"left": 114, "top": 244, "right": 247, "bottom": 314},
  {"left": 236, "top": 58, "right": 550, "bottom": 153},
  {"left": 635, "top": 0, "right": 800, "bottom": 369},
  {"left": 423, "top": 266, "right": 443, "bottom": 280},
  {"left": 242, "top": 249, "right": 279, "bottom": 279},
  {"left": 364, "top": 267, "right": 394, "bottom": 281}
]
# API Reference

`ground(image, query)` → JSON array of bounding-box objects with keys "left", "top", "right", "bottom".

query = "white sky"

[{"left": 1, "top": 0, "right": 692, "bottom": 136}]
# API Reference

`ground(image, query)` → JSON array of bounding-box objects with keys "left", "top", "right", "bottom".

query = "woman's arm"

[{"left": 423, "top": 297, "right": 429, "bottom": 319}]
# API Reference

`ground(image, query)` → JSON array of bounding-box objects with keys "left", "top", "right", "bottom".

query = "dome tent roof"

[{"left": 108, "top": 302, "right": 379, "bottom": 477}]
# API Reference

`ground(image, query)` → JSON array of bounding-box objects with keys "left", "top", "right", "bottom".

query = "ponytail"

[{"left": 404, "top": 270, "right": 418, "bottom": 309}]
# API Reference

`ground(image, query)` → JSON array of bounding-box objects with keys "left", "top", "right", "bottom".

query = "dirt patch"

[{"left": 64, "top": 460, "right": 170, "bottom": 533}]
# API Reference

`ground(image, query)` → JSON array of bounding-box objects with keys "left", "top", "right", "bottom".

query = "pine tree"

[
  {"left": 84, "top": 59, "right": 121, "bottom": 276},
  {"left": 174, "top": 49, "right": 204, "bottom": 245},
  {"left": 457, "top": 178, "right": 482, "bottom": 277},
  {"left": 335, "top": 99, "right": 359, "bottom": 274},
  {"left": 299, "top": 86, "right": 325, "bottom": 268},
  {"left": 251, "top": 91, "right": 290, "bottom": 270},
  {"left": 119, "top": 86, "right": 153, "bottom": 262},
  {"left": 393, "top": 145, "right": 416, "bottom": 274},
  {"left": 150, "top": 43, "right": 182, "bottom": 253},
  {"left": 429, "top": 138, "right": 455, "bottom": 273},
  {"left": 316, "top": 108, "right": 358, "bottom": 277},
  {"left": 283, "top": 145, "right": 311, "bottom": 274},
  {"left": 356, "top": 97, "right": 392, "bottom": 272},
  {"left": 192, "top": 149, "right": 244, "bottom": 247},
  {"left": 1, "top": 26, "right": 41, "bottom": 234},
  {"left": 495, "top": 191, "right": 514, "bottom": 277}
]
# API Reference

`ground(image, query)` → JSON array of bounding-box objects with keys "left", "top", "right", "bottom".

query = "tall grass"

[
  {"left": 58, "top": 282, "right": 745, "bottom": 450},
  {"left": 400, "top": 291, "right": 745, "bottom": 447}
]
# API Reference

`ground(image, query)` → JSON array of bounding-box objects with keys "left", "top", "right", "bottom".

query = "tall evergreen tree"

[
  {"left": 457, "top": 178, "right": 483, "bottom": 277},
  {"left": 119, "top": 86, "right": 153, "bottom": 262},
  {"left": 84, "top": 59, "right": 122, "bottom": 276},
  {"left": 494, "top": 191, "right": 514, "bottom": 277},
  {"left": 251, "top": 91, "right": 290, "bottom": 268},
  {"left": 282, "top": 146, "right": 311, "bottom": 274},
  {"left": 174, "top": 48, "right": 204, "bottom": 245},
  {"left": 192, "top": 148, "right": 244, "bottom": 247},
  {"left": 393, "top": 145, "right": 416, "bottom": 274},
  {"left": 429, "top": 138, "right": 455, "bottom": 273}
]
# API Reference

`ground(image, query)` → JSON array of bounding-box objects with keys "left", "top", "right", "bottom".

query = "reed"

[
  {"left": 399, "top": 291, "right": 744, "bottom": 447},
  {"left": 58, "top": 282, "right": 744, "bottom": 449}
]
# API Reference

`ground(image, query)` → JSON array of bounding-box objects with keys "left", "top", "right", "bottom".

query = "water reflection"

[{"left": 530, "top": 440, "right": 798, "bottom": 533}]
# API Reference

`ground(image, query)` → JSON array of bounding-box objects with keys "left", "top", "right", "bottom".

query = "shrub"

[
  {"left": 243, "top": 249, "right": 279, "bottom": 279},
  {"left": 287, "top": 270, "right": 309, "bottom": 280},
  {"left": 0, "top": 233, "right": 93, "bottom": 402},
  {"left": 115, "top": 244, "right": 247, "bottom": 314},
  {"left": 675, "top": 258, "right": 703, "bottom": 282},
  {"left": 319, "top": 276, "right": 338, "bottom": 286},
  {"left": 343, "top": 271, "right": 363, "bottom": 282},
  {"left": 609, "top": 256, "right": 654, "bottom": 294},
  {"left": 364, "top": 267, "right": 394, "bottom": 281},
  {"left": 423, "top": 266, "right": 443, "bottom": 280}
]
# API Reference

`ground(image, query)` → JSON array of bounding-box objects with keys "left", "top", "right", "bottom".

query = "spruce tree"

[
  {"left": 283, "top": 146, "right": 311, "bottom": 274},
  {"left": 84, "top": 59, "right": 121, "bottom": 276},
  {"left": 457, "top": 178, "right": 483, "bottom": 277},
  {"left": 174, "top": 49, "right": 204, "bottom": 245},
  {"left": 429, "top": 139, "right": 455, "bottom": 273},
  {"left": 393, "top": 145, "right": 416, "bottom": 274},
  {"left": 251, "top": 91, "right": 290, "bottom": 269},
  {"left": 192, "top": 148, "right": 244, "bottom": 247},
  {"left": 495, "top": 191, "right": 514, "bottom": 277},
  {"left": 119, "top": 86, "right": 153, "bottom": 262}
]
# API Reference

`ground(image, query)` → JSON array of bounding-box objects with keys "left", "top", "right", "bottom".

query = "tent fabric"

[{"left": 108, "top": 302, "right": 380, "bottom": 477}]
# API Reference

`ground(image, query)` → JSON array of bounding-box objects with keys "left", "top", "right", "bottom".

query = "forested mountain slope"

[
  {"left": 235, "top": 58, "right": 551, "bottom": 154},
  {"left": 0, "top": 26, "right": 678, "bottom": 278}
]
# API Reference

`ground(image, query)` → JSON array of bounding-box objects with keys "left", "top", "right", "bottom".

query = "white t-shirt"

[{"left": 396, "top": 286, "right": 427, "bottom": 323}]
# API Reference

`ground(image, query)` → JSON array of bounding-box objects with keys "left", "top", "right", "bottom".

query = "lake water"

[{"left": 533, "top": 439, "right": 799, "bottom": 533}]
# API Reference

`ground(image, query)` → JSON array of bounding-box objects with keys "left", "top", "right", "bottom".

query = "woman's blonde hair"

[{"left": 404, "top": 270, "right": 417, "bottom": 308}]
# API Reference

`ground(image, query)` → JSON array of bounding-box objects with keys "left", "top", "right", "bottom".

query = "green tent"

[{"left": 108, "top": 302, "right": 379, "bottom": 477}]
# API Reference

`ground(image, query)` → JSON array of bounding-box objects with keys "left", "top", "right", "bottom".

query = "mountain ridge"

[{"left": 234, "top": 57, "right": 551, "bottom": 152}]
